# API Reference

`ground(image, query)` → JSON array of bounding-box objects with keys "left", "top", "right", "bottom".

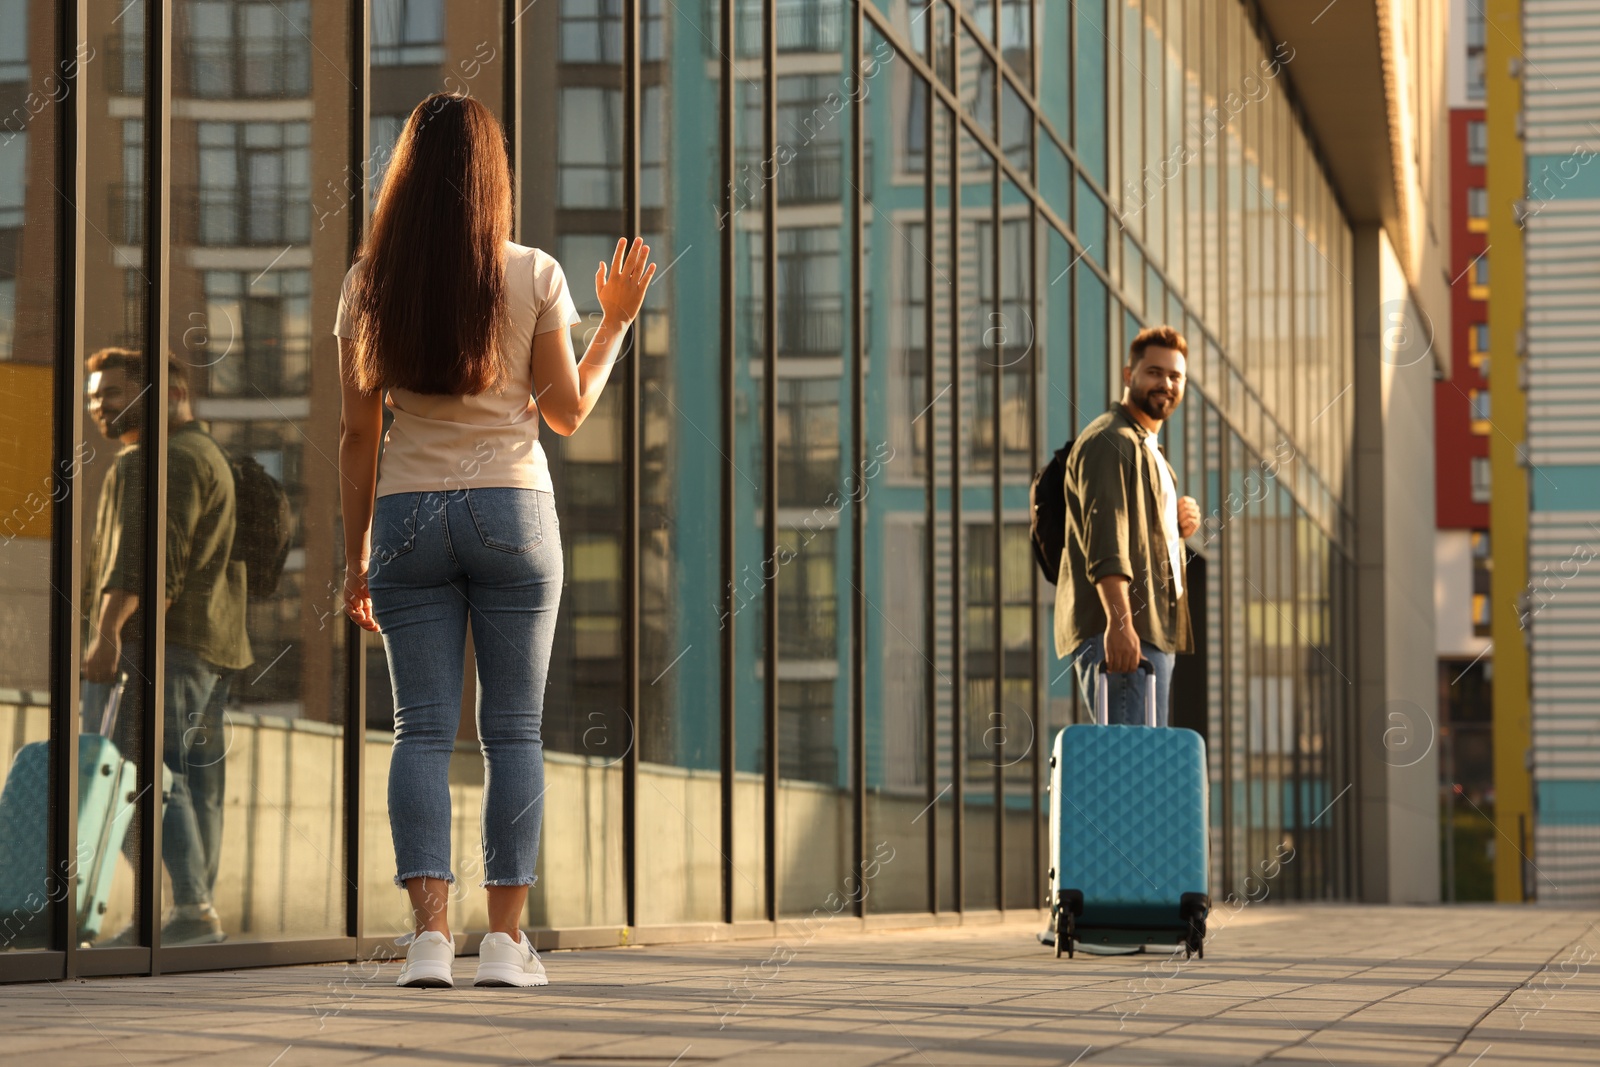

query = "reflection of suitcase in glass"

[
  {"left": 1047, "top": 660, "right": 1210, "bottom": 959},
  {"left": 0, "top": 679, "right": 139, "bottom": 945}
]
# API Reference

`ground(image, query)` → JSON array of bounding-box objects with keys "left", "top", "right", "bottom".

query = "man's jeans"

[
  {"left": 1070, "top": 633, "right": 1174, "bottom": 727},
  {"left": 81, "top": 642, "right": 229, "bottom": 907}
]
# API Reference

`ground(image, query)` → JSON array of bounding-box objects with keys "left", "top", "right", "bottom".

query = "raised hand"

[{"left": 595, "top": 237, "right": 657, "bottom": 327}]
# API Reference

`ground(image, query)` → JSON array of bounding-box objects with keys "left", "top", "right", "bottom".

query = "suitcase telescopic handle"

[
  {"left": 1093, "top": 658, "right": 1157, "bottom": 727},
  {"left": 99, "top": 674, "right": 128, "bottom": 737}
]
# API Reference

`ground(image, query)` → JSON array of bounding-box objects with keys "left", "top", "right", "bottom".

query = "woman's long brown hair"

[{"left": 347, "top": 93, "right": 511, "bottom": 396}]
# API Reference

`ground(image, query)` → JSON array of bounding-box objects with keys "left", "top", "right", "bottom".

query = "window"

[
  {"left": 0, "top": 1, "right": 25, "bottom": 81},
  {"left": 776, "top": 679, "right": 838, "bottom": 783},
  {"left": 1472, "top": 255, "right": 1489, "bottom": 290},
  {"left": 559, "top": 88, "right": 624, "bottom": 209},
  {"left": 372, "top": 0, "right": 442, "bottom": 66},
  {"left": 1467, "top": 4, "right": 1486, "bottom": 100},
  {"left": 1469, "top": 389, "right": 1490, "bottom": 427},
  {"left": 114, "top": 121, "right": 144, "bottom": 244},
  {"left": 1471, "top": 456, "right": 1491, "bottom": 502},
  {"left": 0, "top": 278, "right": 13, "bottom": 360},
  {"left": 1467, "top": 120, "right": 1488, "bottom": 165},
  {"left": 196, "top": 122, "right": 310, "bottom": 245},
  {"left": 775, "top": 226, "right": 843, "bottom": 356},
  {"left": 560, "top": 0, "right": 623, "bottom": 63},
  {"left": 1467, "top": 187, "right": 1487, "bottom": 220},
  {"left": 183, "top": 1, "right": 310, "bottom": 98},
  {"left": 775, "top": 377, "right": 842, "bottom": 505},
  {"left": 1471, "top": 532, "right": 1491, "bottom": 636},
  {"left": 776, "top": 528, "right": 839, "bottom": 661},
  {"left": 1471, "top": 323, "right": 1489, "bottom": 355},
  {"left": 202, "top": 270, "right": 311, "bottom": 397},
  {"left": 777, "top": 75, "right": 845, "bottom": 204},
  {"left": 0, "top": 132, "right": 23, "bottom": 229}
]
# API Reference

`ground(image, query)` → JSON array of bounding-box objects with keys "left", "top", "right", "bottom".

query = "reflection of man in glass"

[{"left": 83, "top": 348, "right": 253, "bottom": 945}]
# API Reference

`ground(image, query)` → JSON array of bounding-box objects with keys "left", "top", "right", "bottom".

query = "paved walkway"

[{"left": 5, "top": 906, "right": 1597, "bottom": 1066}]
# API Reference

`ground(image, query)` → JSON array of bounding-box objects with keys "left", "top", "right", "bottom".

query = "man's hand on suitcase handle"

[{"left": 1096, "top": 576, "right": 1142, "bottom": 673}]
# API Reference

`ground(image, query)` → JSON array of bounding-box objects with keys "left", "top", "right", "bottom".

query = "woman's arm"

[
  {"left": 338, "top": 336, "right": 384, "bottom": 632},
  {"left": 533, "top": 236, "right": 656, "bottom": 436}
]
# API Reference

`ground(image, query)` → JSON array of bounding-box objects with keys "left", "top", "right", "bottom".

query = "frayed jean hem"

[
  {"left": 480, "top": 876, "right": 538, "bottom": 888},
  {"left": 394, "top": 869, "right": 456, "bottom": 888}
]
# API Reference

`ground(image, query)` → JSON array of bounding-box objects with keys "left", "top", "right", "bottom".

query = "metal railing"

[
  {"left": 182, "top": 39, "right": 310, "bottom": 99},
  {"left": 731, "top": 0, "right": 846, "bottom": 56}
]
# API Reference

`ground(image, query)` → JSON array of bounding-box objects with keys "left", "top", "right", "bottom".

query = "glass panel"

[
  {"left": 633, "top": 0, "right": 727, "bottom": 929},
  {"left": 931, "top": 99, "right": 957, "bottom": 912},
  {"left": 999, "top": 76, "right": 1030, "bottom": 173},
  {"left": 78, "top": 0, "right": 149, "bottom": 950},
  {"left": 1141, "top": 0, "right": 1163, "bottom": 266},
  {"left": 1038, "top": 0, "right": 1069, "bottom": 135},
  {"left": 731, "top": 0, "right": 768, "bottom": 922},
  {"left": 1074, "top": 268, "right": 1108, "bottom": 432},
  {"left": 869, "top": 1, "right": 932, "bottom": 60},
  {"left": 958, "top": 26, "right": 994, "bottom": 140},
  {"left": 524, "top": 0, "right": 629, "bottom": 931},
  {"left": 1118, "top": 0, "right": 1141, "bottom": 242},
  {"left": 998, "top": 179, "right": 1032, "bottom": 909},
  {"left": 958, "top": 126, "right": 996, "bottom": 911},
  {"left": 997, "top": 0, "right": 1030, "bottom": 88},
  {"left": 1225, "top": 429, "right": 1247, "bottom": 891},
  {"left": 933, "top": 0, "right": 955, "bottom": 90},
  {"left": 776, "top": 0, "right": 853, "bottom": 919},
  {"left": 162, "top": 0, "right": 349, "bottom": 945},
  {"left": 1075, "top": 177, "right": 1106, "bottom": 268},
  {"left": 1039, "top": 129, "right": 1069, "bottom": 225},
  {"left": 1075, "top": 0, "right": 1107, "bottom": 186},
  {"left": 863, "top": 30, "right": 931, "bottom": 915},
  {"left": 359, "top": 0, "right": 508, "bottom": 941},
  {"left": 0, "top": 0, "right": 60, "bottom": 952},
  {"left": 1040, "top": 223, "right": 1076, "bottom": 873}
]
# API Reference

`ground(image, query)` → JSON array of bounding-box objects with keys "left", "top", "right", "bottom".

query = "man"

[
  {"left": 83, "top": 348, "right": 253, "bottom": 945},
  {"left": 1056, "top": 325, "right": 1200, "bottom": 726}
]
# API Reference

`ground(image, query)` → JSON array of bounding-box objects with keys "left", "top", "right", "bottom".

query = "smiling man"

[{"left": 1056, "top": 325, "right": 1199, "bottom": 727}]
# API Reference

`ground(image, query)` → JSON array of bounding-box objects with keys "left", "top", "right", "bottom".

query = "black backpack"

[
  {"left": 1028, "top": 437, "right": 1073, "bottom": 585},
  {"left": 228, "top": 453, "right": 294, "bottom": 598}
]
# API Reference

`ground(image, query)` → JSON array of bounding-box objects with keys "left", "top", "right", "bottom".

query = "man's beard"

[{"left": 1130, "top": 386, "right": 1174, "bottom": 422}]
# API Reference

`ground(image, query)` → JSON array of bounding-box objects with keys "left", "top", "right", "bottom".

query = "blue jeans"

[
  {"left": 1069, "top": 633, "right": 1174, "bottom": 727},
  {"left": 82, "top": 641, "right": 225, "bottom": 907},
  {"left": 368, "top": 488, "right": 563, "bottom": 888}
]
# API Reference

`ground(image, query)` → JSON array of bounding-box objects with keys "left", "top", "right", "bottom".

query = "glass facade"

[{"left": 2, "top": 0, "right": 1359, "bottom": 977}]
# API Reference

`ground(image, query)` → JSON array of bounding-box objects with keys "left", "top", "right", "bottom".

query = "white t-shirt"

[
  {"left": 333, "top": 241, "right": 581, "bottom": 498},
  {"left": 1143, "top": 431, "right": 1184, "bottom": 599}
]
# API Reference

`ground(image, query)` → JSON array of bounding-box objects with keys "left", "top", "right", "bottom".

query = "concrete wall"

[{"left": 1353, "top": 226, "right": 1444, "bottom": 904}]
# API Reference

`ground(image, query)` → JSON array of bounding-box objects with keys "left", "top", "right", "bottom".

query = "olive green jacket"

[
  {"left": 1053, "top": 404, "right": 1193, "bottom": 659},
  {"left": 89, "top": 422, "right": 253, "bottom": 671}
]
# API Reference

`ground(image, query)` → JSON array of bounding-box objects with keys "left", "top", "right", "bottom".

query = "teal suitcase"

[
  {"left": 0, "top": 680, "right": 139, "bottom": 945},
  {"left": 1047, "top": 660, "right": 1210, "bottom": 958}
]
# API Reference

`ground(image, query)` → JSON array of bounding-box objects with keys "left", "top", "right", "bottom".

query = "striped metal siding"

[
  {"left": 1523, "top": 0, "right": 1600, "bottom": 904},
  {"left": 1523, "top": 202, "right": 1600, "bottom": 468},
  {"left": 1521, "top": 0, "right": 1600, "bottom": 471},
  {"left": 1527, "top": 513, "right": 1600, "bottom": 904}
]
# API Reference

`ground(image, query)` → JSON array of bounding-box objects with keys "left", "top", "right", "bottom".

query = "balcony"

[
  {"left": 183, "top": 39, "right": 311, "bottom": 99},
  {"left": 733, "top": 0, "right": 846, "bottom": 56},
  {"left": 188, "top": 186, "right": 311, "bottom": 247}
]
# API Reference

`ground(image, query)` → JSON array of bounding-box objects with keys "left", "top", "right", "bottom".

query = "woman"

[{"left": 335, "top": 93, "right": 654, "bottom": 989}]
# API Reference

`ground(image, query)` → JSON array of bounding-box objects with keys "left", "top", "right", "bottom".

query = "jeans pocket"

[
  {"left": 467, "top": 488, "right": 545, "bottom": 554},
  {"left": 371, "top": 493, "right": 422, "bottom": 566}
]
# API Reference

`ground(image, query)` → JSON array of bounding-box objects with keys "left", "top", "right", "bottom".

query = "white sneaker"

[
  {"left": 475, "top": 930, "right": 548, "bottom": 987},
  {"left": 396, "top": 930, "right": 457, "bottom": 988}
]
